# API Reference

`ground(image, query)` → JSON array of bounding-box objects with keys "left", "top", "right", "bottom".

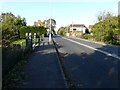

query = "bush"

[
  {"left": 20, "top": 26, "right": 47, "bottom": 39},
  {"left": 9, "top": 35, "right": 19, "bottom": 42},
  {"left": 11, "top": 39, "right": 26, "bottom": 47},
  {"left": 82, "top": 34, "right": 93, "bottom": 40},
  {"left": 111, "top": 40, "right": 120, "bottom": 45}
]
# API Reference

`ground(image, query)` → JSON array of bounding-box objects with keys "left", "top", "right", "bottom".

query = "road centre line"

[{"left": 62, "top": 37, "right": 120, "bottom": 60}]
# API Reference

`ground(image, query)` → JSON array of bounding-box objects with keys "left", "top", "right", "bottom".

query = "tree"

[
  {"left": 46, "top": 18, "right": 56, "bottom": 34},
  {"left": 15, "top": 15, "right": 27, "bottom": 38},
  {"left": 92, "top": 11, "right": 119, "bottom": 44},
  {"left": 57, "top": 26, "right": 68, "bottom": 36},
  {"left": 1, "top": 12, "right": 27, "bottom": 47}
]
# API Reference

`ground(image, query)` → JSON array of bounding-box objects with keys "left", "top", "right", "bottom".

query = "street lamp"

[
  {"left": 66, "top": 24, "right": 69, "bottom": 36},
  {"left": 72, "top": 21, "right": 74, "bottom": 36},
  {"left": 49, "top": 1, "right": 52, "bottom": 42},
  {"left": 49, "top": 18, "right": 52, "bottom": 42}
]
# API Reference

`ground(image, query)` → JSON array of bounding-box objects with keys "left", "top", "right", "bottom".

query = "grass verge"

[
  {"left": 11, "top": 39, "right": 26, "bottom": 47},
  {"left": 2, "top": 51, "right": 32, "bottom": 89}
]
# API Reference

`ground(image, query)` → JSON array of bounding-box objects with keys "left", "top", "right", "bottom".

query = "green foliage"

[
  {"left": 82, "top": 34, "right": 93, "bottom": 40},
  {"left": 1, "top": 12, "right": 27, "bottom": 48},
  {"left": 91, "top": 11, "right": 120, "bottom": 45},
  {"left": 19, "top": 26, "right": 47, "bottom": 38},
  {"left": 11, "top": 39, "right": 26, "bottom": 47},
  {"left": 46, "top": 18, "right": 56, "bottom": 28},
  {"left": 46, "top": 18, "right": 56, "bottom": 34},
  {"left": 57, "top": 26, "right": 68, "bottom": 36}
]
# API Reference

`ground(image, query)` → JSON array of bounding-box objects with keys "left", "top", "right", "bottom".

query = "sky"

[{"left": 0, "top": 0, "right": 119, "bottom": 31}]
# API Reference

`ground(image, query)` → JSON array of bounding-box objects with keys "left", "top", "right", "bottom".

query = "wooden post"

[
  {"left": 40, "top": 35, "right": 42, "bottom": 42},
  {"left": 49, "top": 33, "right": 51, "bottom": 42},
  {"left": 38, "top": 35, "right": 40, "bottom": 46},
  {"left": 42, "top": 34, "right": 44, "bottom": 41},
  {"left": 29, "top": 33, "right": 32, "bottom": 50},
  {"left": 34, "top": 33, "right": 36, "bottom": 45},
  {"left": 25, "top": 33, "right": 28, "bottom": 48}
]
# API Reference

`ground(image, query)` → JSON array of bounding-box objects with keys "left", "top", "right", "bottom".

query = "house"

[
  {"left": 34, "top": 22, "right": 40, "bottom": 26},
  {"left": 34, "top": 20, "right": 49, "bottom": 30},
  {"left": 34, "top": 20, "right": 49, "bottom": 36},
  {"left": 34, "top": 20, "right": 47, "bottom": 28},
  {"left": 69, "top": 24, "right": 89, "bottom": 37}
]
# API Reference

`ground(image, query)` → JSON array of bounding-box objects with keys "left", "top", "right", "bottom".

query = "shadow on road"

[
  {"left": 17, "top": 42, "right": 66, "bottom": 88},
  {"left": 54, "top": 35, "right": 120, "bottom": 88}
]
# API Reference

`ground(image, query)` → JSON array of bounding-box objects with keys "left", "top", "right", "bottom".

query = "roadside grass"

[
  {"left": 2, "top": 59, "right": 25, "bottom": 89},
  {"left": 11, "top": 38, "right": 40, "bottom": 47},
  {"left": 11, "top": 39, "right": 26, "bottom": 47},
  {"left": 112, "top": 40, "right": 120, "bottom": 46},
  {"left": 32, "top": 38, "right": 39, "bottom": 43},
  {"left": 81, "top": 34, "right": 120, "bottom": 46},
  {"left": 2, "top": 50, "right": 32, "bottom": 89}
]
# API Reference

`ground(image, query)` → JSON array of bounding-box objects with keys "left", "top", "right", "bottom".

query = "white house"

[
  {"left": 68, "top": 24, "right": 89, "bottom": 37},
  {"left": 69, "top": 24, "right": 87, "bottom": 34}
]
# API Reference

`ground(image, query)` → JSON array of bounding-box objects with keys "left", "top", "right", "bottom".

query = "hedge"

[{"left": 20, "top": 26, "right": 47, "bottom": 38}]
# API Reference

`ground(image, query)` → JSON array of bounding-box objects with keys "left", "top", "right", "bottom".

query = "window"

[{"left": 73, "top": 28, "right": 76, "bottom": 31}]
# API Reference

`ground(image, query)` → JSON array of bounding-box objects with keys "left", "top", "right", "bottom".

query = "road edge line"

[{"left": 62, "top": 37, "right": 120, "bottom": 60}]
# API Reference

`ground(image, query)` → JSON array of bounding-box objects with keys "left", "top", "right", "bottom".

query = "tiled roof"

[
  {"left": 70, "top": 24, "right": 85, "bottom": 27},
  {"left": 34, "top": 22, "right": 39, "bottom": 26}
]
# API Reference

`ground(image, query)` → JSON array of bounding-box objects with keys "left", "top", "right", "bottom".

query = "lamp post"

[
  {"left": 72, "top": 21, "right": 74, "bottom": 36},
  {"left": 66, "top": 25, "right": 69, "bottom": 36},
  {"left": 49, "top": 18, "right": 52, "bottom": 42}
]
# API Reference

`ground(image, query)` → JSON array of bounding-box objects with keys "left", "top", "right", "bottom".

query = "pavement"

[{"left": 17, "top": 37, "right": 67, "bottom": 88}]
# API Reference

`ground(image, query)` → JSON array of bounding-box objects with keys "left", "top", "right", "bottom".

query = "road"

[{"left": 53, "top": 35, "right": 120, "bottom": 88}]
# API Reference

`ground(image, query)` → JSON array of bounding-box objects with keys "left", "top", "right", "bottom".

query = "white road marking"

[
  {"left": 62, "top": 37, "right": 120, "bottom": 60},
  {"left": 70, "top": 36, "right": 106, "bottom": 46}
]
